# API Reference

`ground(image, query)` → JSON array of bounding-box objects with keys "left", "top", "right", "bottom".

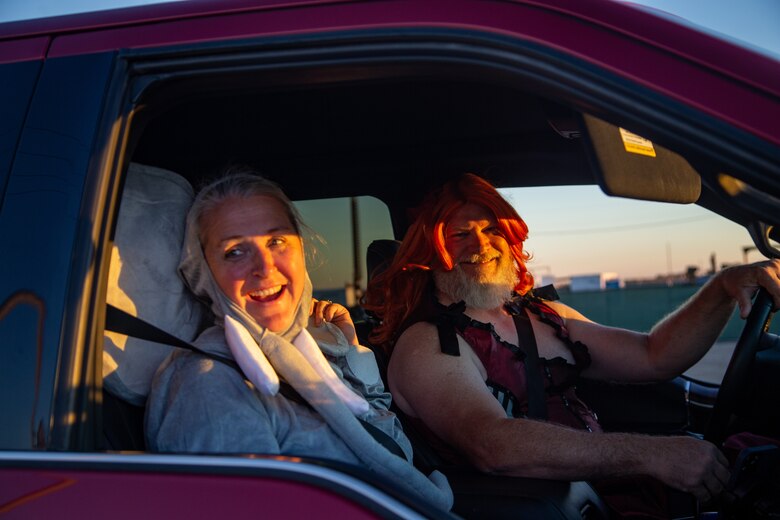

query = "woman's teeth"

[{"left": 249, "top": 285, "right": 284, "bottom": 302}]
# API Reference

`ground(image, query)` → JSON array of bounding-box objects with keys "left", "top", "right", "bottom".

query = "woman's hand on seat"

[{"left": 310, "top": 299, "right": 358, "bottom": 345}]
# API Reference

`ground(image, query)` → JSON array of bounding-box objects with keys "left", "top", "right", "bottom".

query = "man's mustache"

[{"left": 459, "top": 253, "right": 501, "bottom": 264}]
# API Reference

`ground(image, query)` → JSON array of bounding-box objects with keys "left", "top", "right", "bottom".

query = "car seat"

[{"left": 102, "top": 163, "right": 207, "bottom": 450}]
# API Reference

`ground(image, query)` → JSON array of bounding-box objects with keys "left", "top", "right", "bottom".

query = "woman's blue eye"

[
  {"left": 224, "top": 247, "right": 244, "bottom": 259},
  {"left": 269, "top": 237, "right": 286, "bottom": 247}
]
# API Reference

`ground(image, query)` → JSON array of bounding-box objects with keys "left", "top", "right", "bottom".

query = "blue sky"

[
  {"left": 2, "top": 0, "right": 777, "bottom": 282},
  {"left": 627, "top": 0, "right": 779, "bottom": 59}
]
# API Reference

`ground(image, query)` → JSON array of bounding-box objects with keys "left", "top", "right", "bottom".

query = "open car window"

[{"left": 501, "top": 185, "right": 779, "bottom": 384}]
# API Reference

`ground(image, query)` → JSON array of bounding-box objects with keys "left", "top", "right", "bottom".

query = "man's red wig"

[{"left": 364, "top": 173, "right": 534, "bottom": 349}]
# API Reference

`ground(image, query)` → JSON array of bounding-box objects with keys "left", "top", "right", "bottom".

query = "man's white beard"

[{"left": 434, "top": 253, "right": 519, "bottom": 310}]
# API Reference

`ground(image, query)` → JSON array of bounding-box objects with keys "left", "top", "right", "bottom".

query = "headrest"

[
  {"left": 103, "top": 163, "right": 206, "bottom": 406},
  {"left": 366, "top": 239, "right": 401, "bottom": 282}
]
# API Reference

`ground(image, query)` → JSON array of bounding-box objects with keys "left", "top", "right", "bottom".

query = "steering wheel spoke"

[{"left": 704, "top": 288, "right": 776, "bottom": 445}]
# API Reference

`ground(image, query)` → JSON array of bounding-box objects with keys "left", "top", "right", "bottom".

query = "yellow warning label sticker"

[{"left": 619, "top": 128, "right": 656, "bottom": 157}]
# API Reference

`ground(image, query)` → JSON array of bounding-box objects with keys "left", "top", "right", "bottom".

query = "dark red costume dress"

[
  {"left": 460, "top": 296, "right": 601, "bottom": 431},
  {"left": 407, "top": 292, "right": 679, "bottom": 518},
  {"left": 404, "top": 292, "right": 602, "bottom": 465}
]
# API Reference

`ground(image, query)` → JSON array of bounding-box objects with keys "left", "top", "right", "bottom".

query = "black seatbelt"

[
  {"left": 106, "top": 304, "right": 238, "bottom": 369},
  {"left": 105, "top": 303, "right": 407, "bottom": 460},
  {"left": 512, "top": 308, "right": 548, "bottom": 420}
]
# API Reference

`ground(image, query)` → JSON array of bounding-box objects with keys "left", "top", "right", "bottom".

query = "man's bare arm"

[
  {"left": 560, "top": 259, "right": 780, "bottom": 382},
  {"left": 388, "top": 322, "right": 729, "bottom": 502}
]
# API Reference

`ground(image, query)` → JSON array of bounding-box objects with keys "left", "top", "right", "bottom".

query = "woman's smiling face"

[{"left": 202, "top": 195, "right": 306, "bottom": 333}]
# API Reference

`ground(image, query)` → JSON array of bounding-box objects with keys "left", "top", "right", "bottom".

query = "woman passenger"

[{"left": 144, "top": 168, "right": 452, "bottom": 510}]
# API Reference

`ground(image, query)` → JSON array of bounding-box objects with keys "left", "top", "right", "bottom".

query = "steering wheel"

[{"left": 704, "top": 288, "right": 776, "bottom": 446}]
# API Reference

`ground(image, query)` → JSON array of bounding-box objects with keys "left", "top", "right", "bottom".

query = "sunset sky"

[{"left": 500, "top": 186, "right": 754, "bottom": 282}]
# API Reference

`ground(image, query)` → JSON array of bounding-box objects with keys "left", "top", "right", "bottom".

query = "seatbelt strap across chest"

[
  {"left": 513, "top": 309, "right": 548, "bottom": 420},
  {"left": 104, "top": 303, "right": 407, "bottom": 459}
]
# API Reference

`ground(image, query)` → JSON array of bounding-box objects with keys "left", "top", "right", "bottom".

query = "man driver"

[{"left": 364, "top": 173, "right": 780, "bottom": 516}]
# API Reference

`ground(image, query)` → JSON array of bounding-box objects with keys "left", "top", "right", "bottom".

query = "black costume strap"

[
  {"left": 530, "top": 284, "right": 560, "bottom": 302},
  {"left": 512, "top": 308, "right": 548, "bottom": 420},
  {"left": 105, "top": 303, "right": 406, "bottom": 460},
  {"left": 435, "top": 301, "right": 468, "bottom": 356}
]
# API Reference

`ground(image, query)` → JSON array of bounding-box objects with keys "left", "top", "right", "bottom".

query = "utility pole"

[
  {"left": 742, "top": 245, "right": 756, "bottom": 264},
  {"left": 349, "top": 196, "right": 363, "bottom": 307}
]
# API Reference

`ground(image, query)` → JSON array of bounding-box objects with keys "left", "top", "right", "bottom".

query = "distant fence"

[
  {"left": 318, "top": 284, "right": 778, "bottom": 341},
  {"left": 557, "top": 285, "right": 779, "bottom": 341}
]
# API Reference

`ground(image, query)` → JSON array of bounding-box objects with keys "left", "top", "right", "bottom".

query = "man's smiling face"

[{"left": 434, "top": 203, "right": 518, "bottom": 309}]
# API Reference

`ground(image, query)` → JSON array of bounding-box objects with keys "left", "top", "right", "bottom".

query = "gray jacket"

[{"left": 146, "top": 325, "right": 412, "bottom": 463}]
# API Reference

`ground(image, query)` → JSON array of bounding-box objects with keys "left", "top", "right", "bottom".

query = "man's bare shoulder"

[
  {"left": 543, "top": 299, "right": 590, "bottom": 323},
  {"left": 388, "top": 322, "right": 444, "bottom": 416},
  {"left": 389, "top": 322, "right": 452, "bottom": 384},
  {"left": 388, "top": 316, "right": 512, "bottom": 450},
  {"left": 394, "top": 321, "right": 441, "bottom": 356}
]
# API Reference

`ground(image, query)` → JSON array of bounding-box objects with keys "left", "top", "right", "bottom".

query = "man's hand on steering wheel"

[
  {"left": 717, "top": 259, "right": 780, "bottom": 318},
  {"left": 706, "top": 260, "right": 780, "bottom": 446}
]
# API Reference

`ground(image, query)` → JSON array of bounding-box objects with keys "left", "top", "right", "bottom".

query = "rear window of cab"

[{"left": 295, "top": 196, "right": 393, "bottom": 306}]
